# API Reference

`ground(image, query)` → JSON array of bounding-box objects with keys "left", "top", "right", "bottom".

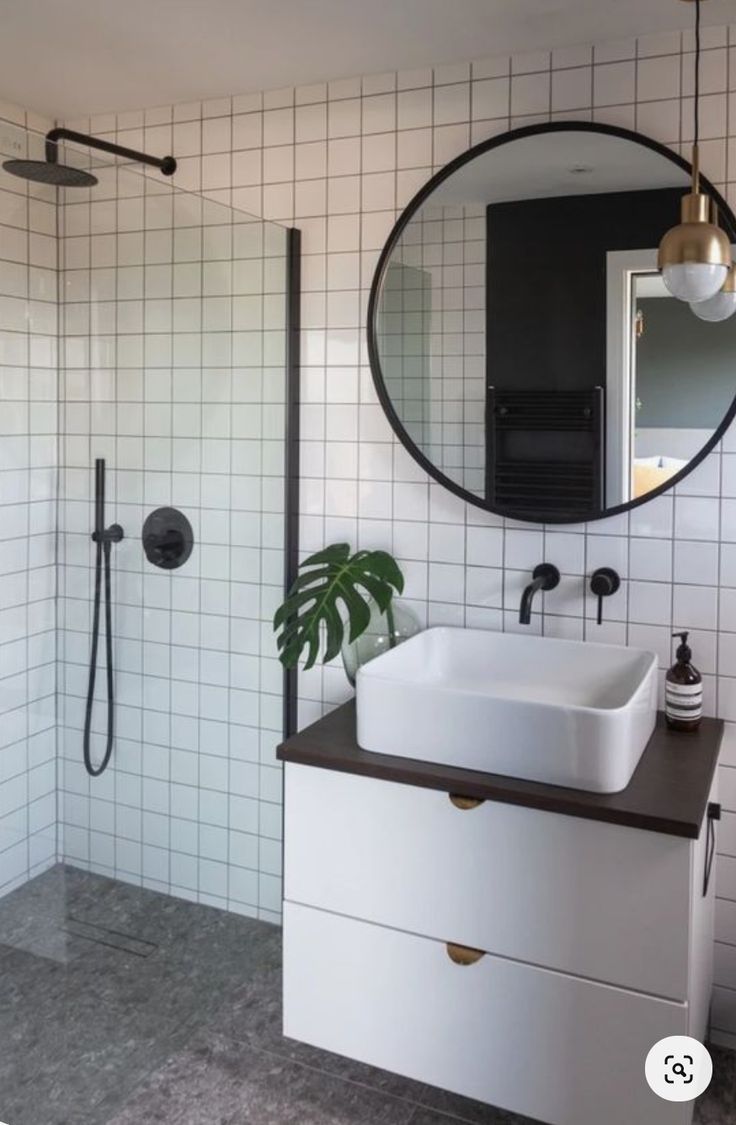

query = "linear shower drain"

[{"left": 63, "top": 916, "right": 159, "bottom": 958}]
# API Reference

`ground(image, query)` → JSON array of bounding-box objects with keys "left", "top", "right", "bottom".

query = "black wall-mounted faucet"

[
  {"left": 519, "top": 563, "right": 560, "bottom": 625},
  {"left": 590, "top": 567, "right": 620, "bottom": 624}
]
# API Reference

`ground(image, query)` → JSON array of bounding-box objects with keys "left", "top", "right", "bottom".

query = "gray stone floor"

[{"left": 0, "top": 865, "right": 733, "bottom": 1125}]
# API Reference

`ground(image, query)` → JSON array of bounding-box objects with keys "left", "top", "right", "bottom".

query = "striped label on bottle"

[{"left": 665, "top": 680, "right": 702, "bottom": 722}]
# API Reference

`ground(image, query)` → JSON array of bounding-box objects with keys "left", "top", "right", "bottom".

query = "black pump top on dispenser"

[{"left": 673, "top": 631, "right": 692, "bottom": 664}]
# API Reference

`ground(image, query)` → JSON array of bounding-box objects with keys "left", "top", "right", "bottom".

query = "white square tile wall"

[
  {"left": 0, "top": 109, "right": 57, "bottom": 898},
  {"left": 66, "top": 23, "right": 736, "bottom": 1040},
  {"left": 381, "top": 203, "right": 486, "bottom": 494},
  {"left": 57, "top": 165, "right": 289, "bottom": 924}
]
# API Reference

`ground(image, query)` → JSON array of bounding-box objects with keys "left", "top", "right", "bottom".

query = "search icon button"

[{"left": 646, "top": 1037, "right": 712, "bottom": 1102}]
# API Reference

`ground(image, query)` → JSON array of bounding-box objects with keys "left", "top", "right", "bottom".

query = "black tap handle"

[
  {"left": 144, "top": 527, "right": 185, "bottom": 564},
  {"left": 590, "top": 567, "right": 620, "bottom": 625}
]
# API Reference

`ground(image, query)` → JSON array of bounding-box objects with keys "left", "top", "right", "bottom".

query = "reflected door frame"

[{"left": 605, "top": 248, "right": 658, "bottom": 509}]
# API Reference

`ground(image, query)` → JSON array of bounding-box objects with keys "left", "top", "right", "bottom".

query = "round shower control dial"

[{"left": 142, "top": 507, "right": 194, "bottom": 570}]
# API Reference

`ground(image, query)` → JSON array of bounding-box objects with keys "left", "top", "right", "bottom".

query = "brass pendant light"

[{"left": 658, "top": 0, "right": 731, "bottom": 303}]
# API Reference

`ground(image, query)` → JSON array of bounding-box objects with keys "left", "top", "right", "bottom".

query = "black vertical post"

[
  {"left": 283, "top": 228, "right": 301, "bottom": 739},
  {"left": 484, "top": 205, "right": 492, "bottom": 505}
]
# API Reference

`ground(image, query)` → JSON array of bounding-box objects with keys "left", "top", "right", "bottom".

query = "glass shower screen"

[{"left": 57, "top": 153, "right": 291, "bottom": 915}]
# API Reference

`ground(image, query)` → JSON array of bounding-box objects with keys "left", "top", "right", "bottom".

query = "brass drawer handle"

[
  {"left": 449, "top": 793, "right": 485, "bottom": 811},
  {"left": 446, "top": 942, "right": 485, "bottom": 966}
]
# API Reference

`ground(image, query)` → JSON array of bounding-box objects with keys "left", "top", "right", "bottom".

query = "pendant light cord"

[{"left": 694, "top": 0, "right": 701, "bottom": 151}]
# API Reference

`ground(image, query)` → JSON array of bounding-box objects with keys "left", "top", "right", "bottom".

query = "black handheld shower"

[{"left": 83, "top": 459, "right": 123, "bottom": 778}]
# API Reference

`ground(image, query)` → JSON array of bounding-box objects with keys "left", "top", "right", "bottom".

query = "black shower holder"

[{"left": 92, "top": 523, "right": 124, "bottom": 545}]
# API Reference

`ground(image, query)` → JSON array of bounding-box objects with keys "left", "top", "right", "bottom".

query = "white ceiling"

[
  {"left": 428, "top": 131, "right": 690, "bottom": 206},
  {"left": 1, "top": 0, "right": 733, "bottom": 121}
]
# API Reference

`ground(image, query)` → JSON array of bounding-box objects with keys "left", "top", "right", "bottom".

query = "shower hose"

[{"left": 83, "top": 459, "right": 123, "bottom": 777}]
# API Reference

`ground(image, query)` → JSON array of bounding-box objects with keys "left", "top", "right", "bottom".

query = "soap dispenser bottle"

[{"left": 665, "top": 631, "right": 702, "bottom": 732}]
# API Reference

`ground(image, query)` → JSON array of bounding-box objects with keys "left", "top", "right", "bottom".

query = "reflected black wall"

[{"left": 486, "top": 187, "right": 683, "bottom": 391}]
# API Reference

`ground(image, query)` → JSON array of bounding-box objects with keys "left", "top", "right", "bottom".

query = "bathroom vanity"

[{"left": 278, "top": 703, "right": 723, "bottom": 1125}]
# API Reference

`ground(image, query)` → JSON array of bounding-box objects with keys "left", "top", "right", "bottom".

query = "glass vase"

[{"left": 341, "top": 598, "right": 420, "bottom": 687}]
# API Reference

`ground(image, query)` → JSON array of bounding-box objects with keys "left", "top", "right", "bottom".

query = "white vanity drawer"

[
  {"left": 284, "top": 763, "right": 693, "bottom": 1000},
  {"left": 284, "top": 902, "right": 691, "bottom": 1125}
]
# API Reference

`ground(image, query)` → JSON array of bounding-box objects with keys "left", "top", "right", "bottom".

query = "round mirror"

[{"left": 368, "top": 122, "right": 736, "bottom": 524}]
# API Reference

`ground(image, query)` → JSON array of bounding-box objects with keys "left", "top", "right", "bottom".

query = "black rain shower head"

[
  {"left": 2, "top": 127, "right": 176, "bottom": 188},
  {"left": 3, "top": 159, "right": 98, "bottom": 186}
]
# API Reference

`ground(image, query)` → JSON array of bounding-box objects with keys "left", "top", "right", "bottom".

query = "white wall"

[
  {"left": 52, "top": 20, "right": 736, "bottom": 1045},
  {"left": 0, "top": 106, "right": 57, "bottom": 898},
  {"left": 636, "top": 428, "right": 713, "bottom": 460}
]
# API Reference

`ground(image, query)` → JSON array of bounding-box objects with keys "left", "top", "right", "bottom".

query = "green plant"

[{"left": 274, "top": 542, "right": 404, "bottom": 670}]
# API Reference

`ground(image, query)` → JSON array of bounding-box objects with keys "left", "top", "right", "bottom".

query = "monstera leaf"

[{"left": 274, "top": 543, "right": 404, "bottom": 670}]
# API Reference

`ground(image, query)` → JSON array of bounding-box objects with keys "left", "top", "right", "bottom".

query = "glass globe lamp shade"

[
  {"left": 658, "top": 191, "right": 731, "bottom": 303},
  {"left": 690, "top": 265, "right": 736, "bottom": 322},
  {"left": 662, "top": 261, "right": 729, "bottom": 303}
]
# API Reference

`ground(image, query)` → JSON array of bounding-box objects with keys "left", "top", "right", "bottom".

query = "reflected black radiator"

[{"left": 486, "top": 387, "right": 604, "bottom": 519}]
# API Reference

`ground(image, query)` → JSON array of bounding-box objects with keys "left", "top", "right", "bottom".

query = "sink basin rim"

[{"left": 356, "top": 627, "right": 658, "bottom": 716}]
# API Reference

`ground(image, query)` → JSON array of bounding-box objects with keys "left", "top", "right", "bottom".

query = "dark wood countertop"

[{"left": 277, "top": 701, "right": 723, "bottom": 839}]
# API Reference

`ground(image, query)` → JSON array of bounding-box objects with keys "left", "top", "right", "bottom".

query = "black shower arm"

[{"left": 45, "top": 127, "right": 177, "bottom": 176}]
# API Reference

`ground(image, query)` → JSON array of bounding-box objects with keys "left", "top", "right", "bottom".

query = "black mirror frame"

[{"left": 367, "top": 120, "right": 736, "bottom": 525}]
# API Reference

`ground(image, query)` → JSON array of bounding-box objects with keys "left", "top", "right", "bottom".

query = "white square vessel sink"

[{"left": 356, "top": 627, "right": 658, "bottom": 794}]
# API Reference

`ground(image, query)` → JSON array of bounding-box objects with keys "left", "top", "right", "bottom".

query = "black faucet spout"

[
  {"left": 519, "top": 576, "right": 545, "bottom": 625},
  {"left": 519, "top": 563, "right": 560, "bottom": 625}
]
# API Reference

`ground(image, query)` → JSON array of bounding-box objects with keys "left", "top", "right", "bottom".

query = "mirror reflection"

[
  {"left": 629, "top": 270, "right": 736, "bottom": 499},
  {"left": 372, "top": 126, "right": 736, "bottom": 522}
]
